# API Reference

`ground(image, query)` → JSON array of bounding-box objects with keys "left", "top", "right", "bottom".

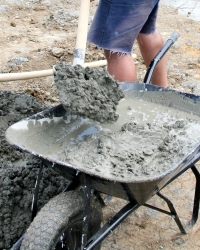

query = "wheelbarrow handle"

[
  {"left": 143, "top": 31, "right": 180, "bottom": 85},
  {"left": 168, "top": 31, "right": 180, "bottom": 44}
]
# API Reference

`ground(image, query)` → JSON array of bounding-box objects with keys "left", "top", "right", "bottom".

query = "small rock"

[
  {"left": 135, "top": 221, "right": 146, "bottom": 228},
  {"left": 125, "top": 230, "right": 132, "bottom": 236},
  {"left": 36, "top": 95, "right": 45, "bottom": 102},
  {"left": 111, "top": 244, "right": 119, "bottom": 249},
  {"left": 67, "top": 49, "right": 74, "bottom": 55},
  {"left": 10, "top": 57, "right": 29, "bottom": 65},
  {"left": 30, "top": 18, "right": 37, "bottom": 24},
  {"left": 33, "top": 6, "right": 46, "bottom": 11},
  {"left": 173, "top": 237, "right": 185, "bottom": 245},
  {"left": 10, "top": 21, "right": 16, "bottom": 27},
  {"left": 18, "top": 65, "right": 23, "bottom": 71},
  {"left": 170, "top": 78, "right": 176, "bottom": 85},
  {"left": 35, "top": 87, "right": 40, "bottom": 92},
  {"left": 51, "top": 97, "right": 59, "bottom": 102},
  {"left": 0, "top": 5, "right": 8, "bottom": 13},
  {"left": 51, "top": 48, "right": 64, "bottom": 58},
  {"left": 42, "top": 0, "right": 52, "bottom": 7},
  {"left": 188, "top": 63, "right": 195, "bottom": 69}
]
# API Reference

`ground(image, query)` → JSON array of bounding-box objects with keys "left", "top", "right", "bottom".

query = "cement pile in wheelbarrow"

[
  {"left": 6, "top": 89, "right": 200, "bottom": 183},
  {"left": 57, "top": 112, "right": 200, "bottom": 182},
  {"left": 53, "top": 62, "right": 124, "bottom": 123}
]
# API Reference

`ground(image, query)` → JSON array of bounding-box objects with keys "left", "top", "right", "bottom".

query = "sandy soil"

[{"left": 1, "top": 0, "right": 200, "bottom": 249}]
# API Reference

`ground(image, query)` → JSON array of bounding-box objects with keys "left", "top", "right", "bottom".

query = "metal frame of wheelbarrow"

[
  {"left": 10, "top": 31, "right": 200, "bottom": 250},
  {"left": 30, "top": 156, "right": 200, "bottom": 250},
  {"left": 12, "top": 154, "right": 199, "bottom": 250}
]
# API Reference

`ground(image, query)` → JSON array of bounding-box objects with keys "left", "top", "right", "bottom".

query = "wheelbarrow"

[{"left": 6, "top": 32, "right": 200, "bottom": 250}]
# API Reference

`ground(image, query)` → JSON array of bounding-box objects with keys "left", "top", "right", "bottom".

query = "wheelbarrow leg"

[
  {"left": 188, "top": 165, "right": 200, "bottom": 229},
  {"left": 155, "top": 164, "right": 200, "bottom": 233},
  {"left": 156, "top": 191, "right": 187, "bottom": 234},
  {"left": 81, "top": 173, "right": 92, "bottom": 250},
  {"left": 83, "top": 202, "right": 139, "bottom": 250},
  {"left": 31, "top": 161, "right": 44, "bottom": 221},
  {"left": 80, "top": 183, "right": 140, "bottom": 250}
]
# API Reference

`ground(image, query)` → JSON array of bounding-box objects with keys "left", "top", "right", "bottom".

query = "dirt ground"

[{"left": 1, "top": 0, "right": 200, "bottom": 249}]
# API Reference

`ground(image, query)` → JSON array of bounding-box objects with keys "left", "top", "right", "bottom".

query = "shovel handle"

[
  {"left": 73, "top": 0, "right": 90, "bottom": 66},
  {"left": 0, "top": 55, "right": 138, "bottom": 82},
  {"left": 0, "top": 60, "right": 107, "bottom": 82}
]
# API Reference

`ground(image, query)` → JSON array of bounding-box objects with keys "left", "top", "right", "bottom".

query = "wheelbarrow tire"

[{"left": 20, "top": 190, "right": 102, "bottom": 250}]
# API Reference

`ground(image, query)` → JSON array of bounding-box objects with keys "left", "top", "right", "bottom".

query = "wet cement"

[
  {"left": 6, "top": 90, "right": 200, "bottom": 183},
  {"left": 54, "top": 93, "right": 200, "bottom": 182},
  {"left": 53, "top": 62, "right": 124, "bottom": 123},
  {"left": 0, "top": 91, "right": 68, "bottom": 249}
]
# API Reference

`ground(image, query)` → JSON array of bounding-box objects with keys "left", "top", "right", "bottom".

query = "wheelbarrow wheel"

[{"left": 20, "top": 190, "right": 102, "bottom": 250}]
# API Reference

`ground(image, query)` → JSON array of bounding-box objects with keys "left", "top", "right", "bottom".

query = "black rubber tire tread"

[{"left": 20, "top": 190, "right": 102, "bottom": 250}]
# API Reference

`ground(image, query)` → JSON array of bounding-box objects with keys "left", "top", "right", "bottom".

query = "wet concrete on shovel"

[{"left": 53, "top": 62, "right": 124, "bottom": 123}]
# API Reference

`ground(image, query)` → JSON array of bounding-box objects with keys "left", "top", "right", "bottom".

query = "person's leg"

[
  {"left": 88, "top": 0, "right": 163, "bottom": 83},
  {"left": 137, "top": 30, "right": 168, "bottom": 88},
  {"left": 104, "top": 50, "right": 136, "bottom": 82}
]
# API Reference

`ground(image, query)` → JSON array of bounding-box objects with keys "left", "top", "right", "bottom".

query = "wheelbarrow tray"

[{"left": 5, "top": 82, "right": 200, "bottom": 205}]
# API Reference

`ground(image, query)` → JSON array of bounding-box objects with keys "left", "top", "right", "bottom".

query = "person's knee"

[
  {"left": 137, "top": 30, "right": 164, "bottom": 48},
  {"left": 151, "top": 30, "right": 164, "bottom": 47}
]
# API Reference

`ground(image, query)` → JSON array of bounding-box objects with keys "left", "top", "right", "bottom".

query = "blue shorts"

[{"left": 88, "top": 0, "right": 160, "bottom": 54}]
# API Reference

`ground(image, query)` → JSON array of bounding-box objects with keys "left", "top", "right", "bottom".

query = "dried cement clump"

[{"left": 53, "top": 62, "right": 124, "bottom": 123}]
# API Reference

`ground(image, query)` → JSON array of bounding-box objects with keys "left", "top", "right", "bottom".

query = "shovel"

[{"left": 52, "top": 0, "right": 124, "bottom": 123}]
